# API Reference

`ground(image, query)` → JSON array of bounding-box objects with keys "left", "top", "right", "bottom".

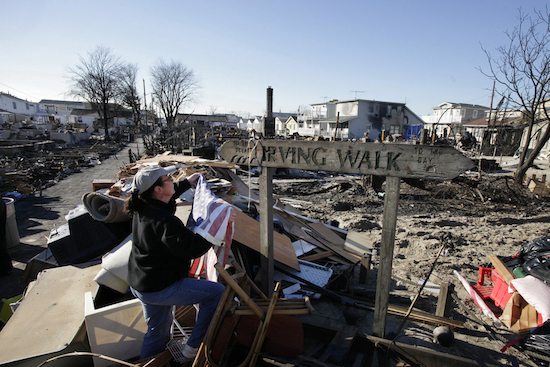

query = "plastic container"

[
  {"left": 489, "top": 269, "right": 513, "bottom": 309},
  {"left": 3, "top": 197, "right": 19, "bottom": 248}
]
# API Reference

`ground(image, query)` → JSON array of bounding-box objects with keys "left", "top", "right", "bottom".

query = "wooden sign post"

[{"left": 220, "top": 139, "right": 474, "bottom": 337}]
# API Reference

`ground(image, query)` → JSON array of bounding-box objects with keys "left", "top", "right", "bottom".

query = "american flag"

[{"left": 187, "top": 175, "right": 235, "bottom": 281}]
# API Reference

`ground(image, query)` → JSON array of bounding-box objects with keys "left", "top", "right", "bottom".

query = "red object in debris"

[
  {"left": 489, "top": 269, "right": 513, "bottom": 309},
  {"left": 474, "top": 266, "right": 518, "bottom": 311},
  {"left": 477, "top": 267, "right": 493, "bottom": 286}
]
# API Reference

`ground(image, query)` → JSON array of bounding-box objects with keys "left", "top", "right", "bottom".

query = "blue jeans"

[{"left": 131, "top": 277, "right": 225, "bottom": 359}]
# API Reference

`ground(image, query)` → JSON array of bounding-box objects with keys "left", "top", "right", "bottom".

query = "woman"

[{"left": 124, "top": 165, "right": 225, "bottom": 360}]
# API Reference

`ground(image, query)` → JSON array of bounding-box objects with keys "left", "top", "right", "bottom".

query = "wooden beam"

[
  {"left": 373, "top": 176, "right": 400, "bottom": 338},
  {"left": 260, "top": 167, "right": 275, "bottom": 297},
  {"left": 488, "top": 255, "right": 515, "bottom": 284},
  {"left": 436, "top": 282, "right": 454, "bottom": 318}
]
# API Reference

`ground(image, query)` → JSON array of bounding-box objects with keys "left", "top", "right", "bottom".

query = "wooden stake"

[
  {"left": 373, "top": 176, "right": 400, "bottom": 338},
  {"left": 436, "top": 282, "right": 454, "bottom": 318},
  {"left": 260, "top": 167, "right": 275, "bottom": 297},
  {"left": 359, "top": 253, "right": 371, "bottom": 284}
]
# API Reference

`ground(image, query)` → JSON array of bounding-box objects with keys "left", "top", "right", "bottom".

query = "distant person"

[
  {"left": 123, "top": 166, "right": 228, "bottom": 360},
  {"left": 0, "top": 198, "right": 13, "bottom": 276}
]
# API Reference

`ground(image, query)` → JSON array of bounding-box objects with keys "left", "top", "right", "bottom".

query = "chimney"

[{"left": 263, "top": 86, "right": 275, "bottom": 137}]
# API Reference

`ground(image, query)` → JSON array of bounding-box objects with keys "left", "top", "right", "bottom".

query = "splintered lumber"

[
  {"left": 343, "top": 230, "right": 373, "bottom": 256},
  {"left": 232, "top": 297, "right": 314, "bottom": 316},
  {"left": 308, "top": 222, "right": 346, "bottom": 244},
  {"left": 284, "top": 214, "right": 359, "bottom": 264},
  {"left": 487, "top": 255, "right": 515, "bottom": 284},
  {"left": 233, "top": 209, "right": 300, "bottom": 270}
]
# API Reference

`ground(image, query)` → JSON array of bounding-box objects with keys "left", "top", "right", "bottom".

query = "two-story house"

[
  {"left": 38, "top": 99, "right": 87, "bottom": 125},
  {"left": 272, "top": 112, "right": 297, "bottom": 136},
  {"left": 295, "top": 99, "right": 424, "bottom": 141},
  {"left": 0, "top": 92, "right": 38, "bottom": 124},
  {"left": 421, "top": 102, "right": 490, "bottom": 140}
]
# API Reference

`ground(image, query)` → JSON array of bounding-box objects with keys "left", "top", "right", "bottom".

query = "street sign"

[
  {"left": 220, "top": 140, "right": 474, "bottom": 180},
  {"left": 221, "top": 138, "right": 475, "bottom": 338}
]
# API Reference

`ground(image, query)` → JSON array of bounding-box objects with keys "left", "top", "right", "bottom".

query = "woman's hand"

[{"left": 186, "top": 173, "right": 201, "bottom": 185}]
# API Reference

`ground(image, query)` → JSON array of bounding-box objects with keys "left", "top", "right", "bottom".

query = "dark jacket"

[{"left": 128, "top": 179, "right": 213, "bottom": 292}]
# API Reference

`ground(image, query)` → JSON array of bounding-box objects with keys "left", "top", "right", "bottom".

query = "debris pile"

[
  {"left": 0, "top": 139, "right": 126, "bottom": 195},
  {"left": 1, "top": 151, "right": 550, "bottom": 366}
]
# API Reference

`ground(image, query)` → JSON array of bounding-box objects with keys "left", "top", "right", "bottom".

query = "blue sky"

[{"left": 0, "top": 0, "right": 544, "bottom": 117}]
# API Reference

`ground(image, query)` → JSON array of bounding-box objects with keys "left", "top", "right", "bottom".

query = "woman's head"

[
  {"left": 132, "top": 165, "right": 176, "bottom": 195},
  {"left": 124, "top": 165, "right": 176, "bottom": 214}
]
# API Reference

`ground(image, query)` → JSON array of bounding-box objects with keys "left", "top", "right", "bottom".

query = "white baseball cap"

[{"left": 132, "top": 165, "right": 176, "bottom": 195}]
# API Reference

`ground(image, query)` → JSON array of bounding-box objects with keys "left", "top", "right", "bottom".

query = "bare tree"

[
  {"left": 480, "top": 7, "right": 550, "bottom": 183},
  {"left": 209, "top": 105, "right": 219, "bottom": 115},
  {"left": 150, "top": 59, "right": 199, "bottom": 129},
  {"left": 118, "top": 63, "right": 141, "bottom": 127},
  {"left": 68, "top": 46, "right": 123, "bottom": 140}
]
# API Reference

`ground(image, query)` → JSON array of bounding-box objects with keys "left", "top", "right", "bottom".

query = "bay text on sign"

[{"left": 220, "top": 140, "right": 474, "bottom": 180}]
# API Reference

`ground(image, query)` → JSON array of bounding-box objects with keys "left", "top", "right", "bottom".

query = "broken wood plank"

[
  {"left": 308, "top": 222, "right": 346, "bottom": 245},
  {"left": 260, "top": 166, "right": 275, "bottom": 297},
  {"left": 233, "top": 209, "right": 300, "bottom": 270},
  {"left": 300, "top": 250, "right": 333, "bottom": 262},
  {"left": 344, "top": 230, "right": 373, "bottom": 256},
  {"left": 373, "top": 175, "right": 400, "bottom": 338},
  {"left": 435, "top": 282, "right": 455, "bottom": 318},
  {"left": 487, "top": 255, "right": 515, "bottom": 284}
]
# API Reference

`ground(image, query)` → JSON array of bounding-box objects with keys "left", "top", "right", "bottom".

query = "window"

[
  {"left": 473, "top": 110, "right": 478, "bottom": 119},
  {"left": 12, "top": 102, "right": 16, "bottom": 109},
  {"left": 26, "top": 103, "right": 29, "bottom": 110},
  {"left": 390, "top": 125, "right": 400, "bottom": 134},
  {"left": 461, "top": 109, "right": 466, "bottom": 117}
]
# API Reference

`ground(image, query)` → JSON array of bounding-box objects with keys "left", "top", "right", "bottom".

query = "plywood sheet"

[
  {"left": 344, "top": 230, "right": 373, "bottom": 256},
  {"left": 308, "top": 222, "right": 345, "bottom": 246},
  {"left": 233, "top": 209, "right": 299, "bottom": 270},
  {"left": 0, "top": 264, "right": 101, "bottom": 365}
]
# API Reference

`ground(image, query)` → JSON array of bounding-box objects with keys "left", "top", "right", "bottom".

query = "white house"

[
  {"left": 38, "top": 99, "right": 87, "bottom": 125},
  {"left": 272, "top": 112, "right": 297, "bottom": 136},
  {"left": 421, "top": 102, "right": 490, "bottom": 140},
  {"left": 517, "top": 98, "right": 550, "bottom": 158},
  {"left": 238, "top": 116, "right": 263, "bottom": 133},
  {"left": 0, "top": 92, "right": 38, "bottom": 124},
  {"left": 69, "top": 109, "right": 100, "bottom": 126},
  {"left": 295, "top": 99, "right": 424, "bottom": 141}
]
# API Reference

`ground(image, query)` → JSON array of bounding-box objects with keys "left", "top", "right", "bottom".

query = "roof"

[
  {"left": 434, "top": 102, "right": 490, "bottom": 110},
  {"left": 310, "top": 99, "right": 406, "bottom": 107},
  {"left": 0, "top": 92, "right": 35, "bottom": 103},
  {"left": 39, "top": 99, "right": 86, "bottom": 107},
  {"left": 462, "top": 116, "right": 523, "bottom": 128},
  {"left": 177, "top": 113, "right": 228, "bottom": 122},
  {"left": 70, "top": 109, "right": 98, "bottom": 116},
  {"left": 319, "top": 115, "right": 357, "bottom": 123}
]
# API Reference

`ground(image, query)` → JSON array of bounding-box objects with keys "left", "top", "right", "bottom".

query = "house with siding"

[
  {"left": 517, "top": 98, "right": 550, "bottom": 158},
  {"left": 0, "top": 92, "right": 38, "bottom": 124},
  {"left": 421, "top": 102, "right": 490, "bottom": 140},
  {"left": 273, "top": 112, "right": 297, "bottom": 136},
  {"left": 38, "top": 99, "right": 87, "bottom": 125},
  {"left": 296, "top": 99, "right": 424, "bottom": 141}
]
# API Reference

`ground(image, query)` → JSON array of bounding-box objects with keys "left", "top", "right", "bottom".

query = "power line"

[{"left": 0, "top": 82, "right": 40, "bottom": 101}]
